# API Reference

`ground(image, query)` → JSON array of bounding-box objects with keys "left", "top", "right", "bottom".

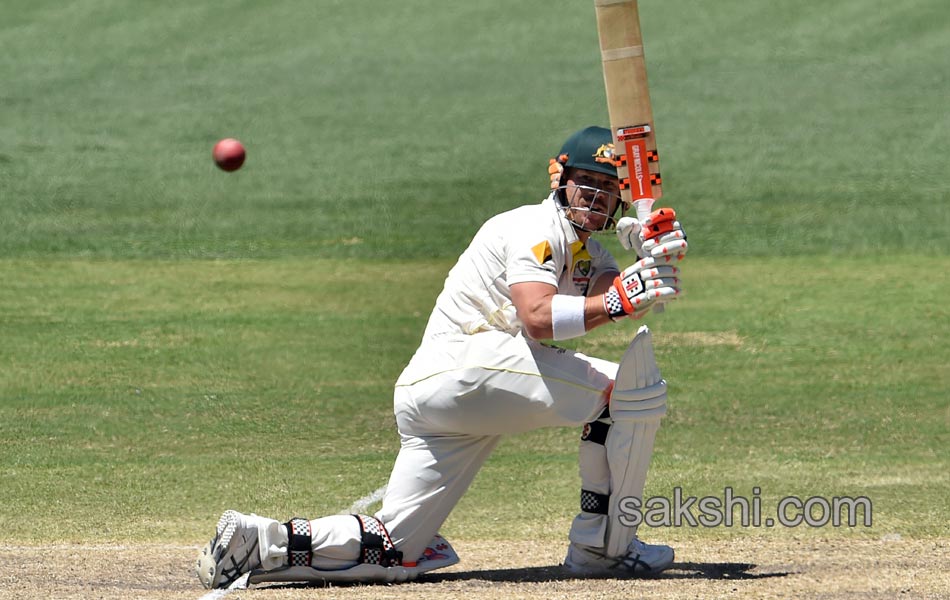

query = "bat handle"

[
  {"left": 632, "top": 197, "right": 655, "bottom": 221},
  {"left": 632, "top": 198, "right": 665, "bottom": 314}
]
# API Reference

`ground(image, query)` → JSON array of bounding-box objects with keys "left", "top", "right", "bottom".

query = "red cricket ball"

[{"left": 212, "top": 138, "right": 246, "bottom": 172}]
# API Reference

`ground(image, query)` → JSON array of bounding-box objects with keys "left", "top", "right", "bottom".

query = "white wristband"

[{"left": 550, "top": 294, "right": 587, "bottom": 340}]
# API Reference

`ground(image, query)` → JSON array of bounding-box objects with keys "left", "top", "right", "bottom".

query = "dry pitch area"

[{"left": 2, "top": 538, "right": 947, "bottom": 600}]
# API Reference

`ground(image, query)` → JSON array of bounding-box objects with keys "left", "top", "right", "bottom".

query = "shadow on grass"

[{"left": 422, "top": 561, "right": 791, "bottom": 583}]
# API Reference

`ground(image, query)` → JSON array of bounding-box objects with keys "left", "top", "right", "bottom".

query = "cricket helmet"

[
  {"left": 549, "top": 126, "right": 627, "bottom": 233},
  {"left": 555, "top": 126, "right": 621, "bottom": 178}
]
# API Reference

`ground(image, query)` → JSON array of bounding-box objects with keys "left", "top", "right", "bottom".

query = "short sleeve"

[{"left": 506, "top": 235, "right": 561, "bottom": 287}]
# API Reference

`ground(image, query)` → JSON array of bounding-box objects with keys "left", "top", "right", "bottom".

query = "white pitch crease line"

[
  {"left": 0, "top": 543, "right": 197, "bottom": 551},
  {"left": 198, "top": 589, "right": 231, "bottom": 600},
  {"left": 345, "top": 484, "right": 388, "bottom": 515}
]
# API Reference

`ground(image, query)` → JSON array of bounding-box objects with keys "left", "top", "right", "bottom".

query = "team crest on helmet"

[{"left": 593, "top": 143, "right": 622, "bottom": 167}]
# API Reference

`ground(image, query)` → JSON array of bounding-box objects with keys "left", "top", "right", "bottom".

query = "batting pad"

[
  {"left": 604, "top": 325, "right": 667, "bottom": 558},
  {"left": 241, "top": 534, "right": 459, "bottom": 586}
]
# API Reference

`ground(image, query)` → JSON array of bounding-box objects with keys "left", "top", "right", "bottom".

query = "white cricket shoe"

[
  {"left": 196, "top": 510, "right": 264, "bottom": 589},
  {"left": 564, "top": 538, "right": 675, "bottom": 576}
]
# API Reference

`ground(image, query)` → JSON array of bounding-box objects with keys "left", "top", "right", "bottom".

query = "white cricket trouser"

[
  {"left": 273, "top": 329, "right": 617, "bottom": 569},
  {"left": 377, "top": 329, "right": 617, "bottom": 563}
]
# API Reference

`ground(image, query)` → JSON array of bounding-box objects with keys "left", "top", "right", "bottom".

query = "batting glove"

[
  {"left": 603, "top": 257, "right": 682, "bottom": 321},
  {"left": 548, "top": 155, "right": 567, "bottom": 190},
  {"left": 639, "top": 207, "right": 688, "bottom": 263}
]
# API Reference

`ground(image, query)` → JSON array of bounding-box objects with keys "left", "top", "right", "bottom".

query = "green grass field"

[{"left": 1, "top": 0, "right": 947, "bottom": 575}]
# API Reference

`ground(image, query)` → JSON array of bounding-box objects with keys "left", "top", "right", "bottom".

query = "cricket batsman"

[{"left": 196, "top": 126, "right": 689, "bottom": 588}]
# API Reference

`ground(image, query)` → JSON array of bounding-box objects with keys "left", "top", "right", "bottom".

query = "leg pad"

[{"left": 243, "top": 534, "right": 459, "bottom": 587}]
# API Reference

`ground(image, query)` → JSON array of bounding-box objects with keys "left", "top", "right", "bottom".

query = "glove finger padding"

[
  {"left": 644, "top": 276, "right": 679, "bottom": 290},
  {"left": 641, "top": 220, "right": 687, "bottom": 262},
  {"left": 548, "top": 156, "right": 566, "bottom": 190},
  {"left": 640, "top": 208, "right": 676, "bottom": 238},
  {"left": 615, "top": 216, "right": 644, "bottom": 255},
  {"left": 648, "top": 238, "right": 688, "bottom": 262},
  {"left": 640, "top": 265, "right": 679, "bottom": 279},
  {"left": 633, "top": 256, "right": 681, "bottom": 271},
  {"left": 645, "top": 286, "right": 681, "bottom": 303},
  {"left": 642, "top": 218, "right": 676, "bottom": 240},
  {"left": 641, "top": 264, "right": 683, "bottom": 305}
]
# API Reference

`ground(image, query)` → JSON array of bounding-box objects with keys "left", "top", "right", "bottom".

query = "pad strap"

[
  {"left": 580, "top": 489, "right": 610, "bottom": 515},
  {"left": 284, "top": 518, "right": 313, "bottom": 567},
  {"left": 581, "top": 419, "right": 610, "bottom": 446},
  {"left": 354, "top": 515, "right": 403, "bottom": 567}
]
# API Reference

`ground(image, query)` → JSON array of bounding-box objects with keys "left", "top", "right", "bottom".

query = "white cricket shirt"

[{"left": 420, "top": 194, "right": 619, "bottom": 340}]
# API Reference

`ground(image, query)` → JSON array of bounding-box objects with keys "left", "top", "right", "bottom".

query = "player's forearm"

[
  {"left": 584, "top": 294, "right": 615, "bottom": 331},
  {"left": 580, "top": 271, "right": 621, "bottom": 332},
  {"left": 589, "top": 270, "right": 620, "bottom": 297},
  {"left": 512, "top": 281, "right": 616, "bottom": 341}
]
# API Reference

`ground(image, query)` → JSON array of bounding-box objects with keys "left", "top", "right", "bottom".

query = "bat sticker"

[
  {"left": 617, "top": 124, "right": 651, "bottom": 140},
  {"left": 616, "top": 124, "right": 659, "bottom": 200}
]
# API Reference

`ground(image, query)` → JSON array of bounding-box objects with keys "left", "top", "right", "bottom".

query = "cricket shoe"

[
  {"left": 196, "top": 510, "right": 265, "bottom": 589},
  {"left": 564, "top": 537, "right": 674, "bottom": 576}
]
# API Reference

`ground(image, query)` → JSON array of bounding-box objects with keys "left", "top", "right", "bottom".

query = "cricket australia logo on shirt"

[{"left": 570, "top": 241, "right": 593, "bottom": 295}]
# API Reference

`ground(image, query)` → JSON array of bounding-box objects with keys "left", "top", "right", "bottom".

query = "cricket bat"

[
  {"left": 593, "top": 0, "right": 662, "bottom": 214},
  {"left": 594, "top": 0, "right": 666, "bottom": 311}
]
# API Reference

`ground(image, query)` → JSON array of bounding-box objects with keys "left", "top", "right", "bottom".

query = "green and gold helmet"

[
  {"left": 549, "top": 126, "right": 627, "bottom": 233},
  {"left": 555, "top": 126, "right": 621, "bottom": 178}
]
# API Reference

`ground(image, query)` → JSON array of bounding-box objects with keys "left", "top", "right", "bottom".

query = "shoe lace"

[{"left": 220, "top": 537, "right": 259, "bottom": 587}]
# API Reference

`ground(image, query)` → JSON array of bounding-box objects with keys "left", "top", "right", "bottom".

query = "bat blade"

[
  {"left": 593, "top": 0, "right": 662, "bottom": 207},
  {"left": 594, "top": 0, "right": 665, "bottom": 312}
]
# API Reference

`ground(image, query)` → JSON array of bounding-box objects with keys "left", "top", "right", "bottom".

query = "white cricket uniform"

[
  {"left": 373, "top": 194, "right": 623, "bottom": 564},
  {"left": 214, "top": 195, "right": 671, "bottom": 583},
  {"left": 249, "top": 196, "right": 626, "bottom": 574}
]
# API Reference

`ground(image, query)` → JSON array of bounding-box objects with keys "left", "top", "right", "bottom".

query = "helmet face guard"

[
  {"left": 556, "top": 184, "right": 627, "bottom": 233},
  {"left": 549, "top": 126, "right": 628, "bottom": 233}
]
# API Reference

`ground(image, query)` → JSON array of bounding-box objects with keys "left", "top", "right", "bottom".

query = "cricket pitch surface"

[{"left": 2, "top": 537, "right": 947, "bottom": 599}]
